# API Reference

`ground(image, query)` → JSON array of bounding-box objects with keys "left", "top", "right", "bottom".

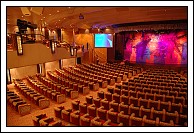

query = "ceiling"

[{"left": 7, "top": 6, "right": 187, "bottom": 30}]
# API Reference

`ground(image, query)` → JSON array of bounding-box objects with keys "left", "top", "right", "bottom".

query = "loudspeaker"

[{"left": 77, "top": 57, "right": 81, "bottom": 64}]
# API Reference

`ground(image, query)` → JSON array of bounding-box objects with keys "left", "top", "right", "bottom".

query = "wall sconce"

[
  {"left": 50, "top": 40, "right": 55, "bottom": 54},
  {"left": 7, "top": 69, "right": 11, "bottom": 84},
  {"left": 37, "top": 64, "right": 42, "bottom": 73},
  {"left": 74, "top": 47, "right": 77, "bottom": 56},
  {"left": 16, "top": 35, "right": 23, "bottom": 55},
  {"left": 70, "top": 46, "right": 74, "bottom": 56}
]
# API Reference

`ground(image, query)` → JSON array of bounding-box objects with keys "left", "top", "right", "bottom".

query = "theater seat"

[
  {"left": 109, "top": 100, "right": 119, "bottom": 112},
  {"left": 103, "top": 119, "right": 123, "bottom": 126},
  {"left": 143, "top": 116, "right": 159, "bottom": 126},
  {"left": 129, "top": 113, "right": 143, "bottom": 126},
  {"left": 107, "top": 108, "right": 118, "bottom": 123},
  {"left": 79, "top": 102, "right": 88, "bottom": 114},
  {"left": 72, "top": 100, "right": 80, "bottom": 111},
  {"left": 120, "top": 95, "right": 129, "bottom": 105},
  {"left": 97, "top": 106, "right": 107, "bottom": 120},
  {"left": 48, "top": 120, "right": 62, "bottom": 126},
  {"left": 80, "top": 113, "right": 91, "bottom": 126},
  {"left": 70, "top": 110, "right": 80, "bottom": 126},
  {"left": 70, "top": 91, "right": 79, "bottom": 99},
  {"left": 112, "top": 93, "right": 120, "bottom": 103},
  {"left": 18, "top": 104, "right": 31, "bottom": 116},
  {"left": 39, "top": 117, "right": 54, "bottom": 126},
  {"left": 165, "top": 111, "right": 179, "bottom": 124},
  {"left": 119, "top": 102, "right": 129, "bottom": 115},
  {"left": 54, "top": 106, "right": 64, "bottom": 118},
  {"left": 57, "top": 94, "right": 66, "bottom": 104},
  {"left": 118, "top": 111, "right": 130, "bottom": 126},
  {"left": 97, "top": 91, "right": 104, "bottom": 99},
  {"left": 179, "top": 114, "right": 187, "bottom": 126},
  {"left": 93, "top": 97, "right": 101, "bottom": 108},
  {"left": 61, "top": 109, "right": 72, "bottom": 122},
  {"left": 38, "top": 98, "right": 50, "bottom": 109},
  {"left": 90, "top": 117, "right": 103, "bottom": 126},
  {"left": 158, "top": 120, "right": 175, "bottom": 126},
  {"left": 87, "top": 104, "right": 97, "bottom": 118},
  {"left": 32, "top": 113, "right": 47, "bottom": 126},
  {"left": 139, "top": 106, "right": 154, "bottom": 119},
  {"left": 86, "top": 95, "right": 93, "bottom": 105}
]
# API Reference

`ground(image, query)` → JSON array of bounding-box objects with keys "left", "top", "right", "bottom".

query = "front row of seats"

[{"left": 32, "top": 113, "right": 62, "bottom": 126}]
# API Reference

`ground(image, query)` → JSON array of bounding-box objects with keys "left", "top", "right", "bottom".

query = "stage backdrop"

[{"left": 123, "top": 30, "right": 187, "bottom": 65}]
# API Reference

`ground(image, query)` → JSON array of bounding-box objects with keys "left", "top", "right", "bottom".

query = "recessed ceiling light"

[
  {"left": 43, "top": 17, "right": 45, "bottom": 18},
  {"left": 68, "top": 7, "right": 71, "bottom": 8},
  {"left": 59, "top": 20, "right": 60, "bottom": 21},
  {"left": 49, "top": 14, "right": 51, "bottom": 15},
  {"left": 57, "top": 10, "right": 59, "bottom": 12},
  {"left": 64, "top": 17, "right": 66, "bottom": 19}
]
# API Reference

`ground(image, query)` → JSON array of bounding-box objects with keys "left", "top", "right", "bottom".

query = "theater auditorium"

[{"left": 2, "top": 2, "right": 193, "bottom": 131}]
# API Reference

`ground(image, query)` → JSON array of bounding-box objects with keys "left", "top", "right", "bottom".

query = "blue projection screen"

[{"left": 94, "top": 34, "right": 113, "bottom": 48}]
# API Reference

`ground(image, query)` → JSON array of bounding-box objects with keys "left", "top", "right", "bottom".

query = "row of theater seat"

[
  {"left": 91, "top": 63, "right": 142, "bottom": 77},
  {"left": 137, "top": 74, "right": 187, "bottom": 83},
  {"left": 78, "top": 64, "right": 129, "bottom": 82},
  {"left": 67, "top": 67, "right": 115, "bottom": 86},
  {"left": 48, "top": 70, "right": 91, "bottom": 95},
  {"left": 68, "top": 65, "right": 116, "bottom": 85},
  {"left": 56, "top": 69, "right": 104, "bottom": 90},
  {"left": 36, "top": 73, "right": 78, "bottom": 99},
  {"left": 7, "top": 88, "right": 31, "bottom": 116},
  {"left": 26, "top": 76, "right": 66, "bottom": 103},
  {"left": 14, "top": 79, "right": 50, "bottom": 109},
  {"left": 106, "top": 62, "right": 175, "bottom": 75},
  {"left": 105, "top": 63, "right": 186, "bottom": 82},
  {"left": 50, "top": 70, "right": 104, "bottom": 98},
  {"left": 32, "top": 113, "right": 62, "bottom": 126},
  {"left": 55, "top": 68, "right": 103, "bottom": 90},
  {"left": 142, "top": 69, "right": 185, "bottom": 77},
  {"left": 54, "top": 104, "right": 123, "bottom": 126},
  {"left": 81, "top": 63, "right": 135, "bottom": 79},
  {"left": 115, "top": 83, "right": 187, "bottom": 98},
  {"left": 97, "top": 91, "right": 187, "bottom": 115},
  {"left": 127, "top": 79, "right": 187, "bottom": 89},
  {"left": 53, "top": 97, "right": 187, "bottom": 126}
]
